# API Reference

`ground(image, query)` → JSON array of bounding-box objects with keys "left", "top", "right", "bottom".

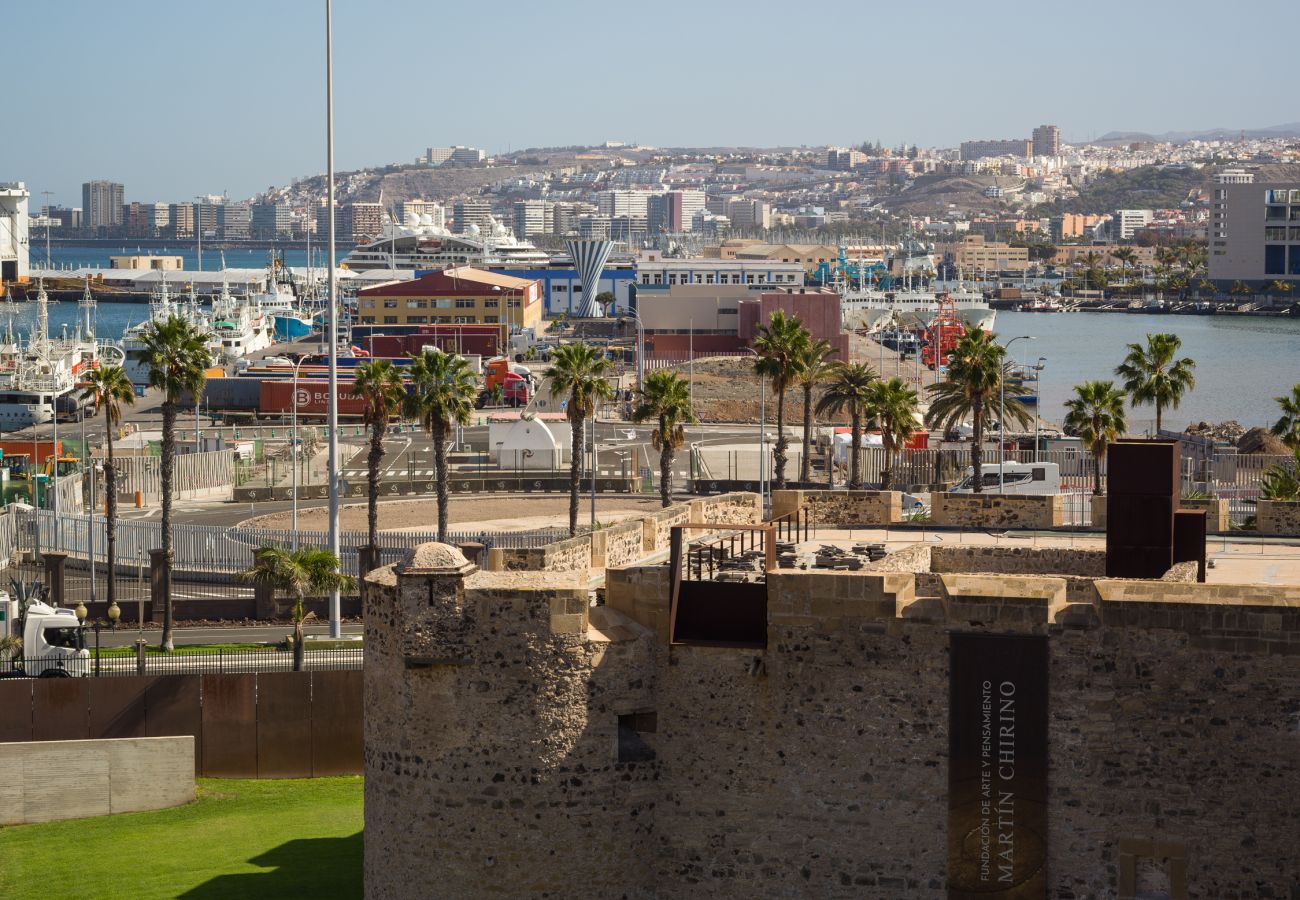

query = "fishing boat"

[
  {"left": 209, "top": 279, "right": 275, "bottom": 362},
  {"left": 252, "top": 264, "right": 318, "bottom": 340},
  {"left": 120, "top": 276, "right": 217, "bottom": 385}
]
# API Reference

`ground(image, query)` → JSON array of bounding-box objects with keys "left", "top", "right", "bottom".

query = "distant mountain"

[{"left": 1092, "top": 123, "right": 1300, "bottom": 144}]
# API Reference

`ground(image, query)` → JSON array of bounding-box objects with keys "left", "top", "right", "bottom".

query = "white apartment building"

[
  {"left": 597, "top": 190, "right": 652, "bottom": 218},
  {"left": 1110, "top": 209, "right": 1154, "bottom": 240},
  {"left": 1209, "top": 180, "right": 1300, "bottom": 287},
  {"left": 0, "top": 182, "right": 30, "bottom": 282},
  {"left": 634, "top": 253, "right": 804, "bottom": 288}
]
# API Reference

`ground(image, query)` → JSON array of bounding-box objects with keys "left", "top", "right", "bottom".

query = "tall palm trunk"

[
  {"left": 1093, "top": 446, "right": 1104, "bottom": 495},
  {"left": 366, "top": 427, "right": 383, "bottom": 553},
  {"left": 1155, "top": 402, "right": 1163, "bottom": 435},
  {"left": 292, "top": 595, "right": 306, "bottom": 672},
  {"left": 568, "top": 414, "right": 583, "bottom": 535},
  {"left": 159, "top": 399, "right": 176, "bottom": 651},
  {"left": 104, "top": 419, "right": 117, "bottom": 612},
  {"left": 880, "top": 436, "right": 894, "bottom": 492},
  {"left": 800, "top": 383, "right": 813, "bottom": 484},
  {"left": 773, "top": 385, "right": 788, "bottom": 489},
  {"left": 970, "top": 393, "right": 984, "bottom": 494},
  {"left": 658, "top": 414, "right": 672, "bottom": 508},
  {"left": 848, "top": 410, "right": 862, "bottom": 490},
  {"left": 433, "top": 418, "right": 449, "bottom": 542}
]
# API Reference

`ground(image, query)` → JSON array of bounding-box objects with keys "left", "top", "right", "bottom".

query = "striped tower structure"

[{"left": 566, "top": 238, "right": 614, "bottom": 318}]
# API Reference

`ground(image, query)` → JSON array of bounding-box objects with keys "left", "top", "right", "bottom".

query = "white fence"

[{"left": 109, "top": 450, "right": 235, "bottom": 498}]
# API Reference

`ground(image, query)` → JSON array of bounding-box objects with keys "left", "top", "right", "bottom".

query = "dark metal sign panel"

[
  {"left": 145, "top": 675, "right": 203, "bottom": 774},
  {"left": 311, "top": 670, "right": 364, "bottom": 776},
  {"left": 32, "top": 678, "right": 90, "bottom": 742},
  {"left": 256, "top": 672, "right": 314, "bottom": 778},
  {"left": 948, "top": 633, "right": 1048, "bottom": 898},
  {"left": 201, "top": 674, "right": 258, "bottom": 778}
]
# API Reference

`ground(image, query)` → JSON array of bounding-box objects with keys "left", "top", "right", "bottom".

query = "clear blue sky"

[{"left": 10, "top": 0, "right": 1296, "bottom": 206}]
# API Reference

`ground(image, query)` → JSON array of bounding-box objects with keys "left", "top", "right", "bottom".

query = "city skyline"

[{"left": 9, "top": 0, "right": 1298, "bottom": 204}]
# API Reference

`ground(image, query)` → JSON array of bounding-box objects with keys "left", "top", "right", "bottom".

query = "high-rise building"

[
  {"left": 453, "top": 199, "right": 493, "bottom": 234},
  {"left": 0, "top": 182, "right": 30, "bottom": 282},
  {"left": 726, "top": 199, "right": 772, "bottom": 231},
  {"left": 1031, "top": 125, "right": 1061, "bottom": 158},
  {"left": 251, "top": 202, "right": 293, "bottom": 239},
  {"left": 959, "top": 140, "right": 1032, "bottom": 161},
  {"left": 217, "top": 202, "right": 251, "bottom": 240},
  {"left": 423, "top": 146, "right": 485, "bottom": 167},
  {"left": 402, "top": 200, "right": 446, "bottom": 229},
  {"left": 1110, "top": 209, "right": 1154, "bottom": 240},
  {"left": 512, "top": 200, "right": 553, "bottom": 239},
  {"left": 196, "top": 201, "right": 220, "bottom": 238},
  {"left": 168, "top": 203, "right": 194, "bottom": 239},
  {"left": 825, "top": 147, "right": 865, "bottom": 171},
  {"left": 123, "top": 202, "right": 153, "bottom": 238},
  {"left": 1209, "top": 180, "right": 1300, "bottom": 287},
  {"left": 49, "top": 206, "right": 81, "bottom": 230},
  {"left": 597, "top": 190, "right": 652, "bottom": 219},
  {"left": 578, "top": 215, "right": 611, "bottom": 240},
  {"left": 648, "top": 190, "right": 707, "bottom": 234},
  {"left": 82, "top": 180, "right": 124, "bottom": 229},
  {"left": 315, "top": 202, "right": 383, "bottom": 240}
]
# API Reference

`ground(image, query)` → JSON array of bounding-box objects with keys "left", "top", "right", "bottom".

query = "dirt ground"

[{"left": 243, "top": 494, "right": 669, "bottom": 533}]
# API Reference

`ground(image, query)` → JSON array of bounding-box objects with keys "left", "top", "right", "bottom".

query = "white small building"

[
  {"left": 489, "top": 413, "right": 568, "bottom": 469},
  {"left": 0, "top": 182, "right": 31, "bottom": 284}
]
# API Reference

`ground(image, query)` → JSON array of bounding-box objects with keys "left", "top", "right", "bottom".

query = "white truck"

[
  {"left": 1, "top": 594, "right": 90, "bottom": 678},
  {"left": 951, "top": 462, "right": 1062, "bottom": 495}
]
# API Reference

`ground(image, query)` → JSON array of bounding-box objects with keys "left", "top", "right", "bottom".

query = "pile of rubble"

[
  {"left": 1184, "top": 420, "right": 1247, "bottom": 443},
  {"left": 774, "top": 542, "right": 888, "bottom": 571}
]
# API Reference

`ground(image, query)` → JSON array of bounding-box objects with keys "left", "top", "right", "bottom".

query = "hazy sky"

[{"left": 10, "top": 0, "right": 1296, "bottom": 205}]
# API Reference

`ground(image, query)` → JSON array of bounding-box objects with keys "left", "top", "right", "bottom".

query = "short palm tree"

[
  {"left": 816, "top": 362, "right": 876, "bottom": 489},
  {"left": 1063, "top": 380, "right": 1128, "bottom": 495},
  {"left": 1112, "top": 247, "right": 1138, "bottom": 291},
  {"left": 1259, "top": 447, "right": 1300, "bottom": 502},
  {"left": 753, "top": 310, "right": 811, "bottom": 489},
  {"left": 405, "top": 350, "right": 478, "bottom": 542},
  {"left": 1114, "top": 332, "right": 1196, "bottom": 434},
  {"left": 924, "top": 330, "right": 1031, "bottom": 493},
  {"left": 80, "top": 365, "right": 135, "bottom": 620},
  {"left": 238, "top": 546, "right": 354, "bottom": 671},
  {"left": 544, "top": 342, "right": 614, "bottom": 536},
  {"left": 350, "top": 359, "right": 407, "bottom": 559},
  {"left": 632, "top": 370, "right": 697, "bottom": 507},
  {"left": 862, "top": 377, "right": 919, "bottom": 491},
  {"left": 793, "top": 338, "right": 836, "bottom": 484},
  {"left": 1230, "top": 280, "right": 1252, "bottom": 297},
  {"left": 1270, "top": 384, "right": 1300, "bottom": 449},
  {"left": 139, "top": 315, "right": 211, "bottom": 651}
]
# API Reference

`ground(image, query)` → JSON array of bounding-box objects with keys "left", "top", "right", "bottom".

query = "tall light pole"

[
  {"left": 324, "top": 0, "right": 342, "bottom": 638},
  {"left": 291, "top": 354, "right": 310, "bottom": 550},
  {"left": 1032, "top": 356, "right": 1046, "bottom": 463},
  {"left": 999, "top": 335, "right": 1034, "bottom": 493},
  {"left": 194, "top": 197, "right": 204, "bottom": 272},
  {"left": 617, "top": 311, "right": 644, "bottom": 393},
  {"left": 40, "top": 191, "right": 53, "bottom": 268}
]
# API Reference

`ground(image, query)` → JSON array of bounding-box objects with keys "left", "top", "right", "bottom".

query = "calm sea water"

[
  {"left": 36, "top": 245, "right": 348, "bottom": 272},
  {"left": 993, "top": 311, "right": 1300, "bottom": 432}
]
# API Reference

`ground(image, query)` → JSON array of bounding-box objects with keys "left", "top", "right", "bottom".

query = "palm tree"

[
  {"left": 238, "top": 546, "right": 354, "bottom": 672},
  {"left": 79, "top": 366, "right": 135, "bottom": 621},
  {"left": 350, "top": 359, "right": 407, "bottom": 559},
  {"left": 1270, "top": 384, "right": 1300, "bottom": 449},
  {"left": 1063, "top": 381, "right": 1128, "bottom": 495},
  {"left": 816, "top": 363, "right": 876, "bottom": 489},
  {"left": 405, "top": 349, "right": 478, "bottom": 542},
  {"left": 139, "top": 315, "right": 211, "bottom": 652},
  {"left": 1229, "top": 280, "right": 1252, "bottom": 297},
  {"left": 862, "top": 377, "right": 920, "bottom": 491},
  {"left": 1114, "top": 333, "right": 1196, "bottom": 434},
  {"left": 793, "top": 338, "right": 836, "bottom": 484},
  {"left": 752, "top": 310, "right": 811, "bottom": 489},
  {"left": 924, "top": 330, "right": 1032, "bottom": 493},
  {"left": 544, "top": 342, "right": 614, "bottom": 536},
  {"left": 632, "top": 370, "right": 697, "bottom": 507},
  {"left": 1112, "top": 247, "right": 1138, "bottom": 294},
  {"left": 1267, "top": 279, "right": 1294, "bottom": 303}
]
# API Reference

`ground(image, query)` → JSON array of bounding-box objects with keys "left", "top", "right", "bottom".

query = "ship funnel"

[{"left": 565, "top": 239, "right": 614, "bottom": 318}]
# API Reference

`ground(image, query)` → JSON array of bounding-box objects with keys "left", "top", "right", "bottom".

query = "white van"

[{"left": 951, "top": 462, "right": 1060, "bottom": 495}]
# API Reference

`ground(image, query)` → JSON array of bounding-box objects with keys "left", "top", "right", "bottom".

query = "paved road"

[{"left": 96, "top": 623, "right": 363, "bottom": 648}]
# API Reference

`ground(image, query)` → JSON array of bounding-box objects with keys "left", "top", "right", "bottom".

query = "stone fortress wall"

[{"left": 364, "top": 539, "right": 1300, "bottom": 899}]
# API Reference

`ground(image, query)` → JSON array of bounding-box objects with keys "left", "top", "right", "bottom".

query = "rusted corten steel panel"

[
  {"left": 144, "top": 676, "right": 203, "bottom": 774},
  {"left": 0, "top": 680, "right": 34, "bottom": 742},
  {"left": 311, "top": 669, "right": 364, "bottom": 776},
  {"left": 89, "top": 676, "right": 152, "bottom": 740},
  {"left": 200, "top": 674, "right": 258, "bottom": 778},
  {"left": 256, "top": 672, "right": 314, "bottom": 778},
  {"left": 32, "top": 678, "right": 89, "bottom": 742},
  {"left": 1107, "top": 441, "right": 1179, "bottom": 579},
  {"left": 1174, "top": 508, "right": 1208, "bottom": 583}
]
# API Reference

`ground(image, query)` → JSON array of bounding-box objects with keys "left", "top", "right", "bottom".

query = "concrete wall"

[
  {"left": 931, "top": 491, "right": 1064, "bottom": 528},
  {"left": 1257, "top": 499, "right": 1300, "bottom": 535},
  {"left": 0, "top": 736, "right": 194, "bottom": 825},
  {"left": 771, "top": 489, "right": 903, "bottom": 525},
  {"left": 366, "top": 548, "right": 1300, "bottom": 899},
  {"left": 1094, "top": 495, "right": 1231, "bottom": 532}
]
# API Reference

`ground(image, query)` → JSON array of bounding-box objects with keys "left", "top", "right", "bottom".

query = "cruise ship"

[
  {"left": 836, "top": 240, "right": 995, "bottom": 333},
  {"left": 341, "top": 213, "right": 551, "bottom": 272}
]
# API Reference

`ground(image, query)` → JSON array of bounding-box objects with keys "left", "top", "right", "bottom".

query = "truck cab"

[{"left": 1, "top": 596, "right": 90, "bottom": 677}]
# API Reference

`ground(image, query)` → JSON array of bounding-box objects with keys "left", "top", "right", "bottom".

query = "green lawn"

[
  {"left": 0, "top": 777, "right": 363, "bottom": 899},
  {"left": 95, "top": 642, "right": 277, "bottom": 658}
]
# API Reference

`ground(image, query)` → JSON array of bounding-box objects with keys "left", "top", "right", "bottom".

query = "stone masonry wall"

[
  {"left": 771, "top": 489, "right": 902, "bottom": 525},
  {"left": 931, "top": 491, "right": 1064, "bottom": 528},
  {"left": 497, "top": 532, "right": 593, "bottom": 573},
  {"left": 367, "top": 545, "right": 1300, "bottom": 899},
  {"left": 929, "top": 546, "right": 1106, "bottom": 576},
  {"left": 1257, "top": 499, "right": 1300, "bottom": 535}
]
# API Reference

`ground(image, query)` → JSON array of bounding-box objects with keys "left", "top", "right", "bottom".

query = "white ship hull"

[{"left": 841, "top": 291, "right": 995, "bottom": 333}]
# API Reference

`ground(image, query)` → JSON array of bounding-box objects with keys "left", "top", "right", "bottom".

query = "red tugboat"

[{"left": 920, "top": 294, "right": 967, "bottom": 370}]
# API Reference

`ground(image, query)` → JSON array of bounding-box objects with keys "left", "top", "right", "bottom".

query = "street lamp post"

[
  {"left": 999, "top": 335, "right": 1034, "bottom": 493},
  {"left": 195, "top": 197, "right": 204, "bottom": 272},
  {"left": 743, "top": 348, "right": 767, "bottom": 513},
  {"left": 617, "top": 312, "right": 645, "bottom": 394},
  {"left": 1032, "top": 357, "right": 1047, "bottom": 463},
  {"left": 324, "top": 0, "right": 342, "bottom": 638}
]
